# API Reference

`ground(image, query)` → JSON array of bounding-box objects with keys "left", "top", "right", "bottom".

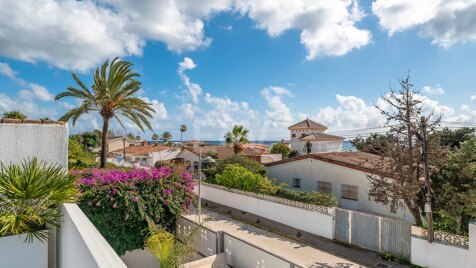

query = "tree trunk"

[
  {"left": 181, "top": 132, "right": 183, "bottom": 142},
  {"left": 456, "top": 216, "right": 462, "bottom": 235},
  {"left": 406, "top": 198, "right": 422, "bottom": 226},
  {"left": 100, "top": 118, "right": 110, "bottom": 168}
]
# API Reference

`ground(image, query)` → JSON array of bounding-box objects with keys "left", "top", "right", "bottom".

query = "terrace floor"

[
  {"left": 186, "top": 209, "right": 367, "bottom": 268},
  {"left": 189, "top": 200, "right": 407, "bottom": 268}
]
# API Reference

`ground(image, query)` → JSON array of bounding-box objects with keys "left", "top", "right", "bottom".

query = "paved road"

[{"left": 184, "top": 209, "right": 367, "bottom": 268}]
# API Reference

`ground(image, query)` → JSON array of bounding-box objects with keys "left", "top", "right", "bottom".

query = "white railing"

[{"left": 57, "top": 203, "right": 127, "bottom": 268}]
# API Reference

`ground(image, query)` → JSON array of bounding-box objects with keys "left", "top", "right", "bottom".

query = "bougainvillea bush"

[{"left": 75, "top": 166, "right": 195, "bottom": 255}]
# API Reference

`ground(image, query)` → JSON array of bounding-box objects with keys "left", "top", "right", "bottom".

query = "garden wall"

[
  {"left": 411, "top": 224, "right": 476, "bottom": 268},
  {"left": 0, "top": 120, "right": 68, "bottom": 169},
  {"left": 199, "top": 183, "right": 335, "bottom": 239}
]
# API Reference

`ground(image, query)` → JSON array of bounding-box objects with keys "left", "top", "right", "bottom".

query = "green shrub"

[
  {"left": 219, "top": 155, "right": 266, "bottom": 175},
  {"left": 288, "top": 149, "right": 299, "bottom": 158},
  {"left": 0, "top": 158, "right": 77, "bottom": 242},
  {"left": 275, "top": 188, "right": 338, "bottom": 207},
  {"left": 76, "top": 167, "right": 195, "bottom": 255},
  {"left": 215, "top": 164, "right": 280, "bottom": 195},
  {"left": 270, "top": 143, "right": 291, "bottom": 158}
]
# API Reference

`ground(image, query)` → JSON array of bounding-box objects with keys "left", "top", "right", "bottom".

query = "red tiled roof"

[
  {"left": 264, "top": 151, "right": 384, "bottom": 173},
  {"left": 288, "top": 118, "right": 328, "bottom": 130},
  {"left": 0, "top": 118, "right": 65, "bottom": 125},
  {"left": 111, "top": 144, "right": 171, "bottom": 156},
  {"left": 299, "top": 133, "right": 344, "bottom": 141}
]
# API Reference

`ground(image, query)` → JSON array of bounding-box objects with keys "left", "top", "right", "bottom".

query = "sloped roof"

[
  {"left": 288, "top": 118, "right": 328, "bottom": 130},
  {"left": 299, "top": 133, "right": 344, "bottom": 141},
  {"left": 265, "top": 151, "right": 384, "bottom": 173},
  {"left": 111, "top": 144, "right": 171, "bottom": 156}
]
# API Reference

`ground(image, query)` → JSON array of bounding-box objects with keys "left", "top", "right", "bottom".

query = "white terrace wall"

[
  {"left": 58, "top": 203, "right": 127, "bottom": 268},
  {"left": 411, "top": 223, "right": 476, "bottom": 268},
  {"left": 0, "top": 122, "right": 68, "bottom": 169},
  {"left": 200, "top": 183, "right": 335, "bottom": 239}
]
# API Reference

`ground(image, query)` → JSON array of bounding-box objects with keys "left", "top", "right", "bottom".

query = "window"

[
  {"left": 292, "top": 178, "right": 301, "bottom": 188},
  {"left": 301, "top": 133, "right": 306, "bottom": 137},
  {"left": 341, "top": 184, "right": 358, "bottom": 200},
  {"left": 317, "top": 181, "right": 332, "bottom": 193},
  {"left": 292, "top": 133, "right": 296, "bottom": 138}
]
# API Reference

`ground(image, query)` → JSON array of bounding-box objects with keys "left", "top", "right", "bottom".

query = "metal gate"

[{"left": 335, "top": 208, "right": 411, "bottom": 259}]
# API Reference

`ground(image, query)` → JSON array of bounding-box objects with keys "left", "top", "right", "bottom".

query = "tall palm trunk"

[
  {"left": 180, "top": 132, "right": 183, "bottom": 142},
  {"left": 100, "top": 118, "right": 110, "bottom": 168}
]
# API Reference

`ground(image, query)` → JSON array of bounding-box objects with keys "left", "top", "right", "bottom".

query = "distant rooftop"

[{"left": 288, "top": 118, "right": 328, "bottom": 130}]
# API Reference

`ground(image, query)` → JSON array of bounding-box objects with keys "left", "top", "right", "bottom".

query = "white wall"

[
  {"left": 58, "top": 203, "right": 127, "bottom": 268},
  {"left": 0, "top": 233, "right": 48, "bottom": 268},
  {"left": 177, "top": 217, "right": 218, "bottom": 257},
  {"left": 411, "top": 236, "right": 469, "bottom": 268},
  {"left": 0, "top": 123, "right": 68, "bottom": 169},
  {"left": 291, "top": 140, "right": 343, "bottom": 154},
  {"left": 267, "top": 158, "right": 415, "bottom": 223},
  {"left": 200, "top": 184, "right": 335, "bottom": 239},
  {"left": 223, "top": 234, "right": 291, "bottom": 268},
  {"left": 121, "top": 249, "right": 160, "bottom": 268}
]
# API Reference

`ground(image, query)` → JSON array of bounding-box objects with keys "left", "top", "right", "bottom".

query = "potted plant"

[{"left": 0, "top": 158, "right": 77, "bottom": 268}]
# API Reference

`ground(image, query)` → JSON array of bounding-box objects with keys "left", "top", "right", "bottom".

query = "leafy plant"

[
  {"left": 275, "top": 188, "right": 338, "bottom": 207},
  {"left": 2, "top": 110, "right": 27, "bottom": 120},
  {"left": 0, "top": 158, "right": 77, "bottom": 242},
  {"left": 288, "top": 149, "right": 299, "bottom": 158},
  {"left": 76, "top": 167, "right": 195, "bottom": 255},
  {"left": 55, "top": 57, "right": 155, "bottom": 168},
  {"left": 215, "top": 164, "right": 280, "bottom": 195},
  {"left": 68, "top": 137, "right": 96, "bottom": 169},
  {"left": 270, "top": 143, "right": 291, "bottom": 159},
  {"left": 145, "top": 222, "right": 196, "bottom": 268}
]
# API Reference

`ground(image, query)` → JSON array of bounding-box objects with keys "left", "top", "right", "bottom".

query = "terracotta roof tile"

[
  {"left": 288, "top": 118, "right": 328, "bottom": 130},
  {"left": 0, "top": 118, "right": 65, "bottom": 125}
]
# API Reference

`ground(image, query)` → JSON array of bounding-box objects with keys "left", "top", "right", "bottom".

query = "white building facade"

[
  {"left": 266, "top": 152, "right": 415, "bottom": 223},
  {"left": 288, "top": 119, "right": 344, "bottom": 155}
]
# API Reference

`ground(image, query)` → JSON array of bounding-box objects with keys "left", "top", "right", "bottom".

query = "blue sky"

[{"left": 0, "top": 0, "right": 475, "bottom": 140}]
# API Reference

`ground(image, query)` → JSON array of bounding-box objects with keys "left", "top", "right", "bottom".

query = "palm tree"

[
  {"left": 179, "top": 124, "right": 187, "bottom": 142},
  {"left": 224, "top": 125, "right": 250, "bottom": 154},
  {"left": 2, "top": 110, "right": 27, "bottom": 120},
  {"left": 152, "top": 133, "right": 159, "bottom": 144},
  {"left": 40, "top": 117, "right": 50, "bottom": 121},
  {"left": 55, "top": 57, "right": 155, "bottom": 168},
  {"left": 161, "top": 131, "right": 172, "bottom": 144}
]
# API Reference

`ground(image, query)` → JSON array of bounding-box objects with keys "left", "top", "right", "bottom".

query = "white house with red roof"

[{"left": 289, "top": 118, "right": 344, "bottom": 154}]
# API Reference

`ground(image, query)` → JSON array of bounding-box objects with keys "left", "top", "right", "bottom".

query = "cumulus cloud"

[
  {"left": 236, "top": 0, "right": 371, "bottom": 59},
  {"left": 0, "top": 63, "right": 16, "bottom": 79},
  {"left": 471, "top": 95, "right": 476, "bottom": 101},
  {"left": 372, "top": 0, "right": 476, "bottom": 47},
  {"left": 261, "top": 86, "right": 294, "bottom": 128},
  {"left": 178, "top": 57, "right": 202, "bottom": 103},
  {"left": 0, "top": 0, "right": 372, "bottom": 71},
  {"left": 422, "top": 84, "right": 445, "bottom": 95}
]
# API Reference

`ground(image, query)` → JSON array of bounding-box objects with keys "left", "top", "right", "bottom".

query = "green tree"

[
  {"left": 152, "top": 133, "right": 159, "bottom": 143},
  {"left": 40, "top": 117, "right": 50, "bottom": 121},
  {"left": 161, "top": 131, "right": 172, "bottom": 144},
  {"left": 270, "top": 143, "right": 291, "bottom": 158},
  {"left": 431, "top": 127, "right": 476, "bottom": 149},
  {"left": 288, "top": 149, "right": 299, "bottom": 158},
  {"left": 127, "top": 132, "right": 136, "bottom": 140},
  {"left": 179, "top": 124, "right": 187, "bottom": 142},
  {"left": 432, "top": 137, "right": 476, "bottom": 234},
  {"left": 224, "top": 125, "right": 249, "bottom": 154},
  {"left": 350, "top": 133, "right": 392, "bottom": 156},
  {"left": 2, "top": 110, "right": 27, "bottom": 120},
  {"left": 55, "top": 57, "right": 155, "bottom": 168},
  {"left": 215, "top": 164, "right": 280, "bottom": 195},
  {"left": 68, "top": 137, "right": 96, "bottom": 169}
]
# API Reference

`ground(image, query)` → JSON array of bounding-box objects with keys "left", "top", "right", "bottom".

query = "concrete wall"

[
  {"left": 200, "top": 184, "right": 335, "bottom": 239},
  {"left": 58, "top": 203, "right": 127, "bottom": 268},
  {"left": 0, "top": 233, "right": 48, "bottom": 268},
  {"left": 177, "top": 217, "right": 218, "bottom": 257},
  {"left": 223, "top": 234, "right": 291, "bottom": 268},
  {"left": 267, "top": 158, "right": 415, "bottom": 223},
  {"left": 121, "top": 249, "right": 160, "bottom": 268},
  {"left": 411, "top": 236, "right": 469, "bottom": 268},
  {"left": 0, "top": 123, "right": 68, "bottom": 169},
  {"left": 291, "top": 140, "right": 343, "bottom": 154}
]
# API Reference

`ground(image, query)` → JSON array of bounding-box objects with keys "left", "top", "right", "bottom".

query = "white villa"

[{"left": 289, "top": 118, "right": 344, "bottom": 155}]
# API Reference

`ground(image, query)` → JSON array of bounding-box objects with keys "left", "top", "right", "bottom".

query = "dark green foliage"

[
  {"left": 68, "top": 137, "right": 96, "bottom": 169},
  {"left": 275, "top": 188, "right": 338, "bottom": 207},
  {"left": 432, "top": 137, "right": 476, "bottom": 235},
  {"left": 288, "top": 149, "right": 299, "bottom": 158},
  {"left": 219, "top": 155, "right": 266, "bottom": 175},
  {"left": 215, "top": 164, "right": 280, "bottom": 195},
  {"left": 270, "top": 143, "right": 291, "bottom": 158},
  {"left": 350, "top": 133, "right": 390, "bottom": 156},
  {"left": 431, "top": 127, "right": 476, "bottom": 149},
  {"left": 2, "top": 110, "right": 27, "bottom": 120}
]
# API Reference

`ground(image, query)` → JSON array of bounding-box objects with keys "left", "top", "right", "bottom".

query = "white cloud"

[
  {"left": 422, "top": 84, "right": 445, "bottom": 95},
  {"left": 260, "top": 86, "right": 293, "bottom": 128},
  {"left": 0, "top": 0, "right": 372, "bottom": 71},
  {"left": 235, "top": 0, "right": 371, "bottom": 59},
  {"left": 178, "top": 57, "right": 202, "bottom": 103},
  {"left": 471, "top": 95, "right": 476, "bottom": 101},
  {"left": 0, "top": 63, "right": 16, "bottom": 79},
  {"left": 29, "top": 83, "right": 54, "bottom": 101},
  {"left": 220, "top": 25, "right": 233, "bottom": 31},
  {"left": 0, "top": 92, "right": 57, "bottom": 119},
  {"left": 372, "top": 0, "right": 476, "bottom": 47}
]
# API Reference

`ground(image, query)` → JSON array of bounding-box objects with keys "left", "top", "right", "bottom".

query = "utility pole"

[
  {"left": 198, "top": 145, "right": 202, "bottom": 223},
  {"left": 415, "top": 116, "right": 434, "bottom": 242}
]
